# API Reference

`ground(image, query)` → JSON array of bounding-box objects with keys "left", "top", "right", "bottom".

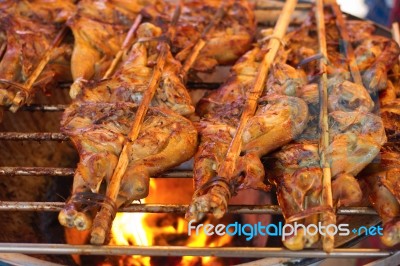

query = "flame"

[
  {"left": 110, "top": 180, "right": 156, "bottom": 266},
  {"left": 180, "top": 220, "right": 232, "bottom": 266},
  {"left": 110, "top": 179, "right": 232, "bottom": 266}
]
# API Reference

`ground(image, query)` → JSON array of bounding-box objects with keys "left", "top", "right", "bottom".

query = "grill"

[
  {"left": 0, "top": 1, "right": 399, "bottom": 265},
  {"left": 0, "top": 82, "right": 398, "bottom": 265}
]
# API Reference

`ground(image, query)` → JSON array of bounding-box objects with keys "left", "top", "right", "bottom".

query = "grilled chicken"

[
  {"left": 355, "top": 36, "right": 400, "bottom": 92},
  {"left": 185, "top": 41, "right": 309, "bottom": 222},
  {"left": 0, "top": 0, "right": 74, "bottom": 111},
  {"left": 284, "top": 19, "right": 349, "bottom": 78},
  {"left": 285, "top": 14, "right": 400, "bottom": 93},
  {"left": 271, "top": 110, "right": 385, "bottom": 250},
  {"left": 365, "top": 166, "right": 400, "bottom": 247},
  {"left": 327, "top": 111, "right": 386, "bottom": 177},
  {"left": 277, "top": 107, "right": 385, "bottom": 248},
  {"left": 269, "top": 6, "right": 389, "bottom": 250},
  {"left": 143, "top": 0, "right": 256, "bottom": 71},
  {"left": 362, "top": 87, "right": 400, "bottom": 247},
  {"left": 328, "top": 80, "right": 374, "bottom": 112},
  {"left": 380, "top": 99, "right": 400, "bottom": 140},
  {"left": 68, "top": 0, "right": 159, "bottom": 84},
  {"left": 59, "top": 23, "right": 197, "bottom": 232}
]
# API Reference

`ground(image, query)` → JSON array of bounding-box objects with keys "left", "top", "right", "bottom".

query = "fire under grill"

[{"left": 0, "top": 82, "right": 398, "bottom": 264}]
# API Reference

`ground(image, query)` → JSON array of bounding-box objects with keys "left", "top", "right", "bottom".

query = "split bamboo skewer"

[
  {"left": 329, "top": 1, "right": 363, "bottom": 85},
  {"left": 10, "top": 25, "right": 68, "bottom": 112},
  {"left": 392, "top": 22, "right": 400, "bottom": 59},
  {"left": 216, "top": 0, "right": 297, "bottom": 191},
  {"left": 90, "top": 4, "right": 182, "bottom": 245},
  {"left": 316, "top": 0, "right": 335, "bottom": 253},
  {"left": 180, "top": 1, "right": 229, "bottom": 79},
  {"left": 103, "top": 14, "right": 143, "bottom": 79}
]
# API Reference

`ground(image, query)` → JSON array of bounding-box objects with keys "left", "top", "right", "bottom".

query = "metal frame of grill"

[{"left": 0, "top": 1, "right": 399, "bottom": 263}]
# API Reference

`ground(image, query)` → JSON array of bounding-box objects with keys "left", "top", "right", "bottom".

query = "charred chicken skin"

[
  {"left": 186, "top": 42, "right": 309, "bottom": 222},
  {"left": 0, "top": 0, "right": 74, "bottom": 111},
  {"left": 59, "top": 23, "right": 197, "bottom": 232}
]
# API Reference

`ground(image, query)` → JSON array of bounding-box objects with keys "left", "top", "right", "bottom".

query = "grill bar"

[
  {"left": 0, "top": 243, "right": 393, "bottom": 258},
  {"left": 0, "top": 132, "right": 68, "bottom": 141},
  {"left": 0, "top": 167, "right": 193, "bottom": 178},
  {"left": 3, "top": 130, "right": 399, "bottom": 149},
  {"left": 0, "top": 167, "right": 74, "bottom": 176},
  {"left": 36, "top": 82, "right": 222, "bottom": 91},
  {"left": 19, "top": 104, "right": 67, "bottom": 112},
  {"left": 0, "top": 201, "right": 377, "bottom": 215}
]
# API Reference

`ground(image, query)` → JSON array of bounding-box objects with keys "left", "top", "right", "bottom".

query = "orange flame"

[
  {"left": 180, "top": 220, "right": 232, "bottom": 266},
  {"left": 110, "top": 180, "right": 156, "bottom": 266},
  {"left": 110, "top": 179, "right": 232, "bottom": 266}
]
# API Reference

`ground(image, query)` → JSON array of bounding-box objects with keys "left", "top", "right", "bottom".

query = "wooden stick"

[
  {"left": 0, "top": 41, "right": 7, "bottom": 60},
  {"left": 392, "top": 22, "right": 400, "bottom": 60},
  {"left": 329, "top": 1, "right": 363, "bottom": 85},
  {"left": 216, "top": 0, "right": 297, "bottom": 185},
  {"left": 316, "top": 0, "right": 335, "bottom": 253},
  {"left": 90, "top": 4, "right": 182, "bottom": 245},
  {"left": 103, "top": 14, "right": 143, "bottom": 79},
  {"left": 10, "top": 25, "right": 68, "bottom": 112},
  {"left": 180, "top": 1, "right": 229, "bottom": 79}
]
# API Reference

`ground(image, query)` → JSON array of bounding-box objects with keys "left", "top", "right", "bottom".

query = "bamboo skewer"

[
  {"left": 10, "top": 25, "right": 68, "bottom": 112},
  {"left": 216, "top": 0, "right": 297, "bottom": 190},
  {"left": 103, "top": 14, "right": 143, "bottom": 79},
  {"left": 315, "top": 0, "right": 335, "bottom": 253},
  {"left": 180, "top": 1, "right": 229, "bottom": 79},
  {"left": 392, "top": 22, "right": 400, "bottom": 59},
  {"left": 329, "top": 1, "right": 363, "bottom": 85},
  {"left": 90, "top": 4, "right": 182, "bottom": 245}
]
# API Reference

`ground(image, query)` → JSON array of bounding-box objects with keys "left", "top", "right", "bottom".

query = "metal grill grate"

[{"left": 0, "top": 83, "right": 395, "bottom": 261}]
